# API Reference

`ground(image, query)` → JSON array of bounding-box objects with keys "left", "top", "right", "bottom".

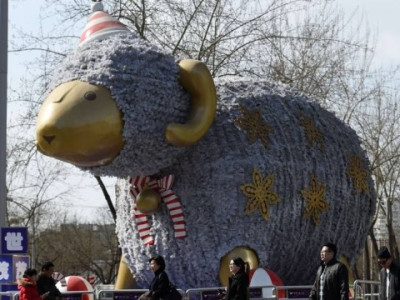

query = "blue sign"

[
  {"left": 1, "top": 227, "right": 28, "bottom": 254},
  {"left": 288, "top": 288, "right": 311, "bottom": 298},
  {"left": 61, "top": 294, "right": 84, "bottom": 300},
  {"left": 0, "top": 255, "right": 13, "bottom": 283},
  {"left": 113, "top": 291, "right": 142, "bottom": 299},
  {"left": 201, "top": 290, "right": 220, "bottom": 300},
  {"left": 249, "top": 288, "right": 262, "bottom": 298},
  {"left": 0, "top": 284, "right": 18, "bottom": 300},
  {"left": 12, "top": 255, "right": 30, "bottom": 283},
  {"left": 200, "top": 288, "right": 261, "bottom": 300}
]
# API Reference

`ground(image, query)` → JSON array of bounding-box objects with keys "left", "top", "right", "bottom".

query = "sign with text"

[
  {"left": 113, "top": 291, "right": 142, "bottom": 299},
  {"left": 201, "top": 288, "right": 262, "bottom": 300},
  {"left": 61, "top": 293, "right": 84, "bottom": 300},
  {"left": 201, "top": 290, "right": 220, "bottom": 300},
  {"left": 0, "top": 255, "right": 13, "bottom": 284},
  {"left": 288, "top": 288, "right": 312, "bottom": 298},
  {"left": 1, "top": 227, "right": 28, "bottom": 254},
  {"left": 12, "top": 255, "right": 30, "bottom": 283}
]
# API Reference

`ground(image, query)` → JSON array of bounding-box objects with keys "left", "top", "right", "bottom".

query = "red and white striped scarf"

[{"left": 129, "top": 175, "right": 186, "bottom": 245}]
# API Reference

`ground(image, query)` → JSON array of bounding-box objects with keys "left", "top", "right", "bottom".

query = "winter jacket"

[
  {"left": 309, "top": 258, "right": 349, "bottom": 300},
  {"left": 226, "top": 271, "right": 250, "bottom": 300},
  {"left": 37, "top": 273, "right": 61, "bottom": 300},
  {"left": 18, "top": 277, "right": 42, "bottom": 300},
  {"left": 379, "top": 261, "right": 400, "bottom": 300},
  {"left": 149, "top": 270, "right": 170, "bottom": 300}
]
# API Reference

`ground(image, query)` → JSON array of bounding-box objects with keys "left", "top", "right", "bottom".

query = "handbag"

[
  {"left": 163, "top": 282, "right": 182, "bottom": 300},
  {"left": 139, "top": 290, "right": 151, "bottom": 300}
]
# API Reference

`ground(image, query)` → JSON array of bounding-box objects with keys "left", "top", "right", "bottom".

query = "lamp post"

[{"left": 0, "top": 0, "right": 8, "bottom": 229}]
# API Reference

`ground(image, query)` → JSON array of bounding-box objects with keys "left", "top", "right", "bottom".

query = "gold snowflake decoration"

[
  {"left": 301, "top": 173, "right": 328, "bottom": 225},
  {"left": 240, "top": 168, "right": 280, "bottom": 221},
  {"left": 235, "top": 104, "right": 274, "bottom": 149},
  {"left": 346, "top": 153, "right": 370, "bottom": 195},
  {"left": 298, "top": 111, "right": 324, "bottom": 151}
]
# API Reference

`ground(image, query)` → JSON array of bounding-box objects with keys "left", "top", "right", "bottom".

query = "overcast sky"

[
  {"left": 8, "top": 0, "right": 400, "bottom": 77},
  {"left": 335, "top": 0, "right": 400, "bottom": 68}
]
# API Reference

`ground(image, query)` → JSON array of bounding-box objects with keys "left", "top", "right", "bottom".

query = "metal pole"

[{"left": 0, "top": 0, "right": 8, "bottom": 229}]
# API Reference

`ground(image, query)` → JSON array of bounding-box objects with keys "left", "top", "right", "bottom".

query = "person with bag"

[
  {"left": 140, "top": 255, "right": 182, "bottom": 300},
  {"left": 219, "top": 257, "right": 250, "bottom": 300}
]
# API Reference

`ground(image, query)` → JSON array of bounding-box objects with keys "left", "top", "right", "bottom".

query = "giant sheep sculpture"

[{"left": 36, "top": 3, "right": 375, "bottom": 290}]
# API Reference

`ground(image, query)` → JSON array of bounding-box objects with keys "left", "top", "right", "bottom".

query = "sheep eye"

[{"left": 84, "top": 91, "right": 96, "bottom": 101}]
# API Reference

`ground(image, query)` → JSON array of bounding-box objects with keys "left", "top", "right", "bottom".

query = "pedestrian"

[
  {"left": 37, "top": 262, "right": 62, "bottom": 300},
  {"left": 219, "top": 257, "right": 250, "bottom": 300},
  {"left": 309, "top": 242, "right": 349, "bottom": 300},
  {"left": 139, "top": 255, "right": 181, "bottom": 300},
  {"left": 377, "top": 246, "right": 400, "bottom": 300},
  {"left": 18, "top": 268, "right": 50, "bottom": 300}
]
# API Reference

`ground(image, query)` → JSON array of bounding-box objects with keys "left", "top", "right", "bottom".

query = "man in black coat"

[
  {"left": 378, "top": 246, "right": 400, "bottom": 300},
  {"left": 309, "top": 242, "right": 349, "bottom": 300},
  {"left": 36, "top": 261, "right": 62, "bottom": 300}
]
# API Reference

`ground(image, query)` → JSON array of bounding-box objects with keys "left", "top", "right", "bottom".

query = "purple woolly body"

[{"left": 113, "top": 77, "right": 375, "bottom": 288}]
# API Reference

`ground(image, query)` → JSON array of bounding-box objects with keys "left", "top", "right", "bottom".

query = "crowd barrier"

[
  {"left": 1, "top": 280, "right": 380, "bottom": 300},
  {"left": 353, "top": 280, "right": 380, "bottom": 300},
  {"left": 0, "top": 290, "right": 94, "bottom": 300},
  {"left": 0, "top": 291, "right": 19, "bottom": 300}
]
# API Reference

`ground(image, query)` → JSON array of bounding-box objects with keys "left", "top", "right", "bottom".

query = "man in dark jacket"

[
  {"left": 309, "top": 242, "right": 349, "bottom": 300},
  {"left": 36, "top": 262, "right": 62, "bottom": 300},
  {"left": 378, "top": 246, "right": 400, "bottom": 300}
]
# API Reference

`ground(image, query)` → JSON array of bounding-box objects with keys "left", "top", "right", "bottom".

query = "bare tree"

[
  {"left": 354, "top": 77, "right": 400, "bottom": 254},
  {"left": 35, "top": 208, "right": 119, "bottom": 284}
]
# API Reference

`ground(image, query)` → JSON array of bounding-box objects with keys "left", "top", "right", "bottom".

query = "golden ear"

[{"left": 165, "top": 59, "right": 217, "bottom": 147}]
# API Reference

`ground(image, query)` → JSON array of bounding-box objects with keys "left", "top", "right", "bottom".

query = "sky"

[
  {"left": 335, "top": 0, "right": 400, "bottom": 68},
  {"left": 6, "top": 0, "right": 400, "bottom": 221}
]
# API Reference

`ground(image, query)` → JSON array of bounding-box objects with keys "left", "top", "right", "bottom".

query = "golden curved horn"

[{"left": 165, "top": 59, "right": 217, "bottom": 146}]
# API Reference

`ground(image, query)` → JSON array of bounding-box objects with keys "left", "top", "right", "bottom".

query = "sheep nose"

[{"left": 43, "top": 135, "right": 55, "bottom": 144}]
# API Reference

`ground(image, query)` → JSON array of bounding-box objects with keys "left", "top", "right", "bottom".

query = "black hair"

[
  {"left": 323, "top": 242, "right": 337, "bottom": 257},
  {"left": 378, "top": 246, "right": 391, "bottom": 259},
  {"left": 149, "top": 255, "right": 166, "bottom": 272},
  {"left": 41, "top": 261, "right": 55, "bottom": 271},
  {"left": 231, "top": 257, "right": 250, "bottom": 275},
  {"left": 23, "top": 268, "right": 38, "bottom": 277}
]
